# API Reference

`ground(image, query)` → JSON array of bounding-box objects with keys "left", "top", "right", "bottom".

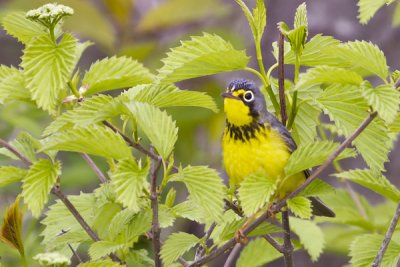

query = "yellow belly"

[{"left": 222, "top": 126, "right": 305, "bottom": 199}]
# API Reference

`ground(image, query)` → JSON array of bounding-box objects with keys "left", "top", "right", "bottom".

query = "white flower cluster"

[
  {"left": 26, "top": 3, "right": 74, "bottom": 21},
  {"left": 33, "top": 252, "right": 71, "bottom": 267}
]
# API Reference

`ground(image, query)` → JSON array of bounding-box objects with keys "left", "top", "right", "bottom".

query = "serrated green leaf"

[
  {"left": 238, "top": 173, "right": 277, "bottom": 216},
  {"left": 0, "top": 132, "right": 40, "bottom": 163},
  {"left": 287, "top": 196, "right": 312, "bottom": 219},
  {"left": 125, "top": 207, "right": 152, "bottom": 242},
  {"left": 285, "top": 140, "right": 356, "bottom": 177},
  {"left": 92, "top": 203, "right": 121, "bottom": 240},
  {"left": 0, "top": 166, "right": 27, "bottom": 187},
  {"left": 89, "top": 240, "right": 126, "bottom": 260},
  {"left": 43, "top": 95, "right": 118, "bottom": 136},
  {"left": 33, "top": 252, "right": 71, "bottom": 266},
  {"left": 296, "top": 66, "right": 363, "bottom": 90},
  {"left": 122, "top": 84, "right": 218, "bottom": 112},
  {"left": 294, "top": 2, "right": 308, "bottom": 30},
  {"left": 291, "top": 100, "right": 320, "bottom": 145},
  {"left": 170, "top": 166, "right": 225, "bottom": 222},
  {"left": 236, "top": 238, "right": 282, "bottom": 267},
  {"left": 290, "top": 217, "right": 324, "bottom": 261},
  {"left": 125, "top": 249, "right": 154, "bottom": 267},
  {"left": 299, "top": 179, "right": 335, "bottom": 198},
  {"left": 0, "top": 68, "right": 30, "bottom": 104},
  {"left": 165, "top": 187, "right": 176, "bottom": 208},
  {"left": 209, "top": 210, "right": 243, "bottom": 245},
  {"left": 361, "top": 83, "right": 400, "bottom": 123},
  {"left": 160, "top": 232, "right": 199, "bottom": 265},
  {"left": 1, "top": 11, "right": 47, "bottom": 43},
  {"left": 350, "top": 233, "right": 400, "bottom": 267},
  {"left": 82, "top": 56, "right": 153, "bottom": 96},
  {"left": 78, "top": 259, "right": 124, "bottom": 267},
  {"left": 334, "top": 169, "right": 400, "bottom": 202},
  {"left": 21, "top": 33, "right": 77, "bottom": 114},
  {"left": 22, "top": 159, "right": 61, "bottom": 217},
  {"left": 106, "top": 209, "right": 136, "bottom": 241},
  {"left": 388, "top": 113, "right": 400, "bottom": 133},
  {"left": 40, "top": 125, "right": 132, "bottom": 160},
  {"left": 159, "top": 204, "right": 176, "bottom": 228},
  {"left": 357, "top": 0, "right": 387, "bottom": 24},
  {"left": 253, "top": 0, "right": 266, "bottom": 42},
  {"left": 157, "top": 33, "right": 249, "bottom": 83},
  {"left": 109, "top": 158, "right": 149, "bottom": 212},
  {"left": 126, "top": 102, "right": 178, "bottom": 159},
  {"left": 171, "top": 199, "right": 205, "bottom": 223},
  {"left": 317, "top": 84, "right": 390, "bottom": 171},
  {"left": 0, "top": 65, "right": 19, "bottom": 80},
  {"left": 235, "top": 0, "right": 257, "bottom": 40},
  {"left": 334, "top": 40, "right": 388, "bottom": 80},
  {"left": 393, "top": 2, "right": 400, "bottom": 26}
]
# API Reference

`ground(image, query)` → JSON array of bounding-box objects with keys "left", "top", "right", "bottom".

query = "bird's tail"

[{"left": 308, "top": 196, "right": 335, "bottom": 217}]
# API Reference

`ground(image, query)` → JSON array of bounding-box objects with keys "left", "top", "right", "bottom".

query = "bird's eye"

[{"left": 243, "top": 91, "right": 254, "bottom": 102}]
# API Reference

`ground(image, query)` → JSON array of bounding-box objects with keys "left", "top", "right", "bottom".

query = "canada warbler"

[{"left": 222, "top": 79, "right": 334, "bottom": 217}]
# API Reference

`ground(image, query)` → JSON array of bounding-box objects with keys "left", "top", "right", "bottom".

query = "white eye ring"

[{"left": 243, "top": 91, "right": 254, "bottom": 102}]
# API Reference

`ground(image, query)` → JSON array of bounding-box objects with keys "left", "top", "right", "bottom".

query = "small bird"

[{"left": 222, "top": 79, "right": 334, "bottom": 217}]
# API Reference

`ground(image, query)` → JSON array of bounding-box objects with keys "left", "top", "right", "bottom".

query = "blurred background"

[{"left": 0, "top": 0, "right": 399, "bottom": 266}]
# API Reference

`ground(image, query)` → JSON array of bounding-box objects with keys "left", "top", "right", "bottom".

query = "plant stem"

[
  {"left": 372, "top": 202, "right": 400, "bottom": 267},
  {"left": 264, "top": 234, "right": 284, "bottom": 252},
  {"left": 0, "top": 138, "right": 32, "bottom": 165},
  {"left": 223, "top": 243, "right": 243, "bottom": 267},
  {"left": 287, "top": 55, "right": 300, "bottom": 130},
  {"left": 278, "top": 32, "right": 287, "bottom": 126},
  {"left": 282, "top": 209, "right": 293, "bottom": 267},
  {"left": 80, "top": 153, "right": 108, "bottom": 183},
  {"left": 188, "top": 111, "right": 377, "bottom": 267},
  {"left": 150, "top": 145, "right": 162, "bottom": 267}
]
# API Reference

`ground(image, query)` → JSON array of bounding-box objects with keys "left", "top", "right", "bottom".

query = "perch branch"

[
  {"left": 80, "top": 153, "right": 108, "bottom": 183},
  {"left": 282, "top": 209, "right": 293, "bottom": 267},
  {"left": 223, "top": 243, "right": 243, "bottom": 267},
  {"left": 0, "top": 138, "right": 32, "bottom": 165}
]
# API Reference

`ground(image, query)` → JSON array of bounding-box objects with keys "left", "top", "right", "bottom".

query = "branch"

[
  {"left": 189, "top": 111, "right": 377, "bottom": 267},
  {"left": 278, "top": 32, "right": 287, "bottom": 126},
  {"left": 0, "top": 138, "right": 32, "bottom": 165},
  {"left": 281, "top": 210, "right": 293, "bottom": 267},
  {"left": 223, "top": 243, "right": 243, "bottom": 267},
  {"left": 150, "top": 145, "right": 162, "bottom": 267},
  {"left": 372, "top": 202, "right": 400, "bottom": 267},
  {"left": 80, "top": 153, "right": 108, "bottom": 183},
  {"left": 264, "top": 234, "right": 284, "bottom": 253},
  {"left": 103, "top": 121, "right": 178, "bottom": 172},
  {"left": 195, "top": 223, "right": 217, "bottom": 260},
  {"left": 224, "top": 199, "right": 244, "bottom": 217}
]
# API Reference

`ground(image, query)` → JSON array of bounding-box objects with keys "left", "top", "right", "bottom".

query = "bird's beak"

[{"left": 221, "top": 92, "right": 240, "bottom": 100}]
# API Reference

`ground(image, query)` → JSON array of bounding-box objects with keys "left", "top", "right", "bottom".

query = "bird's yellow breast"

[{"left": 222, "top": 123, "right": 305, "bottom": 198}]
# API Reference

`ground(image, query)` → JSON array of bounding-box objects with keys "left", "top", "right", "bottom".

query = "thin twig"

[
  {"left": 281, "top": 210, "right": 293, "bottom": 267},
  {"left": 103, "top": 121, "right": 178, "bottom": 172},
  {"left": 0, "top": 138, "right": 32, "bottom": 165},
  {"left": 223, "top": 243, "right": 243, "bottom": 267},
  {"left": 278, "top": 32, "right": 287, "bottom": 126},
  {"left": 80, "top": 153, "right": 108, "bottom": 183},
  {"left": 188, "top": 111, "right": 377, "bottom": 267},
  {"left": 195, "top": 223, "right": 217, "bottom": 260},
  {"left": 344, "top": 180, "right": 368, "bottom": 220},
  {"left": 372, "top": 202, "right": 400, "bottom": 267},
  {"left": 264, "top": 234, "right": 284, "bottom": 253},
  {"left": 224, "top": 199, "right": 244, "bottom": 217},
  {"left": 150, "top": 145, "right": 162, "bottom": 267},
  {"left": 67, "top": 243, "right": 82, "bottom": 263}
]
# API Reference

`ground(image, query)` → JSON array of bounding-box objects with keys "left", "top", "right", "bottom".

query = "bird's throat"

[{"left": 224, "top": 98, "right": 253, "bottom": 126}]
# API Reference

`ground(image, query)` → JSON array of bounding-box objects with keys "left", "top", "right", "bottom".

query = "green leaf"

[
  {"left": 0, "top": 69, "right": 31, "bottom": 104},
  {"left": 82, "top": 56, "right": 153, "bottom": 96},
  {"left": 350, "top": 233, "right": 400, "bottom": 267},
  {"left": 253, "top": 0, "right": 267, "bottom": 42},
  {"left": 122, "top": 84, "right": 218, "bottom": 112},
  {"left": 290, "top": 217, "right": 324, "bottom": 261},
  {"left": 160, "top": 232, "right": 199, "bottom": 266},
  {"left": 291, "top": 100, "right": 320, "bottom": 145},
  {"left": 157, "top": 33, "right": 249, "bottom": 83},
  {"left": 392, "top": 2, "right": 400, "bottom": 27},
  {"left": 0, "top": 132, "right": 40, "bottom": 163},
  {"left": 287, "top": 196, "right": 312, "bottom": 219},
  {"left": 361, "top": 83, "right": 400, "bottom": 123},
  {"left": 40, "top": 125, "right": 132, "bottom": 160},
  {"left": 334, "top": 169, "right": 400, "bottom": 202},
  {"left": 22, "top": 159, "right": 61, "bottom": 217},
  {"left": 317, "top": 84, "right": 391, "bottom": 171},
  {"left": 284, "top": 140, "right": 356, "bottom": 177},
  {"left": 237, "top": 238, "right": 282, "bottom": 267},
  {"left": 89, "top": 241, "right": 126, "bottom": 260},
  {"left": 357, "top": 0, "right": 387, "bottom": 24},
  {"left": 159, "top": 204, "right": 176, "bottom": 228},
  {"left": 126, "top": 102, "right": 178, "bottom": 159},
  {"left": 109, "top": 158, "right": 149, "bottom": 212},
  {"left": 165, "top": 187, "right": 176, "bottom": 208},
  {"left": 335, "top": 41, "right": 388, "bottom": 80},
  {"left": 238, "top": 173, "right": 277, "bottom": 216},
  {"left": 296, "top": 66, "right": 363, "bottom": 90},
  {"left": 299, "top": 179, "right": 336, "bottom": 198},
  {"left": 0, "top": 166, "right": 27, "bottom": 187},
  {"left": 106, "top": 209, "right": 136, "bottom": 241},
  {"left": 77, "top": 259, "right": 124, "bottom": 267},
  {"left": 170, "top": 166, "right": 225, "bottom": 222},
  {"left": 43, "top": 95, "right": 118, "bottom": 136},
  {"left": 33, "top": 252, "right": 70, "bottom": 266},
  {"left": 21, "top": 33, "right": 77, "bottom": 114},
  {"left": 171, "top": 199, "right": 205, "bottom": 223},
  {"left": 1, "top": 11, "right": 47, "bottom": 43},
  {"left": 294, "top": 2, "right": 308, "bottom": 31},
  {"left": 92, "top": 203, "right": 121, "bottom": 240},
  {"left": 388, "top": 113, "right": 400, "bottom": 133},
  {"left": 234, "top": 0, "right": 257, "bottom": 41}
]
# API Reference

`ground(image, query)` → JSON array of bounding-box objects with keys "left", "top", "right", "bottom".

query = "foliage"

[{"left": 0, "top": 1, "right": 399, "bottom": 267}]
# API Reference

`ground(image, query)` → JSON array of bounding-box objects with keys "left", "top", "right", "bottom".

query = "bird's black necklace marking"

[{"left": 226, "top": 120, "right": 265, "bottom": 142}]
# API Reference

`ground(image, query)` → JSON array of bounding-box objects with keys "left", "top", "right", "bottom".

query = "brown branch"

[
  {"left": 103, "top": 120, "right": 178, "bottom": 172},
  {"left": 264, "top": 234, "right": 284, "bottom": 253},
  {"left": 189, "top": 111, "right": 377, "bottom": 267},
  {"left": 343, "top": 180, "right": 368, "bottom": 220},
  {"left": 67, "top": 243, "right": 82, "bottom": 263},
  {"left": 372, "top": 202, "right": 400, "bottom": 267},
  {"left": 80, "top": 153, "right": 108, "bottom": 183},
  {"left": 0, "top": 138, "right": 32, "bottom": 165},
  {"left": 224, "top": 199, "right": 244, "bottom": 217},
  {"left": 278, "top": 32, "right": 287, "bottom": 126},
  {"left": 150, "top": 145, "right": 162, "bottom": 267},
  {"left": 281, "top": 210, "right": 293, "bottom": 267},
  {"left": 223, "top": 243, "right": 243, "bottom": 267}
]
